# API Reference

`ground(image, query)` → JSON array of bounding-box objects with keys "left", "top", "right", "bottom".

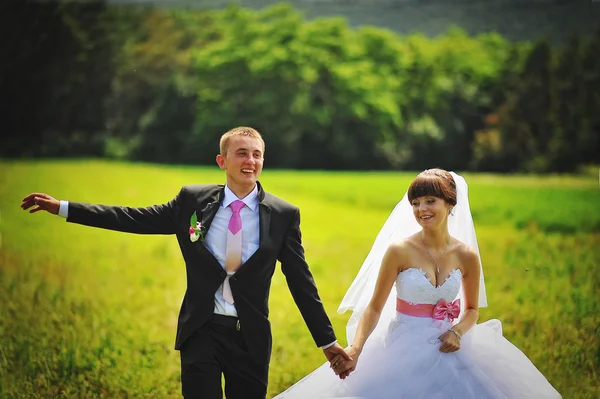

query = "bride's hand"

[
  {"left": 438, "top": 328, "right": 461, "bottom": 353},
  {"left": 330, "top": 345, "right": 361, "bottom": 378}
]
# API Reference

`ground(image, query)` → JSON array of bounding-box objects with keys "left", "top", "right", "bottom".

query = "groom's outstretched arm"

[{"left": 21, "top": 189, "right": 182, "bottom": 235}]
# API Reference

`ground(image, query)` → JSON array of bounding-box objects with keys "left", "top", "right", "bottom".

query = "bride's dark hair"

[{"left": 407, "top": 168, "right": 457, "bottom": 206}]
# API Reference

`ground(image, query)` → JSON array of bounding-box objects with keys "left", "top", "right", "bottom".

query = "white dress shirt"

[{"left": 205, "top": 184, "right": 260, "bottom": 316}]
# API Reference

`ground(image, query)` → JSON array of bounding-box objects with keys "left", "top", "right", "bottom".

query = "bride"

[{"left": 274, "top": 169, "right": 561, "bottom": 398}]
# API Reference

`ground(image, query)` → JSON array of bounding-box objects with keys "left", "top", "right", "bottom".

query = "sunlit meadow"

[{"left": 0, "top": 160, "right": 598, "bottom": 398}]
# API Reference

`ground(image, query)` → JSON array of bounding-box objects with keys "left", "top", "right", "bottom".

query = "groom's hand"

[
  {"left": 323, "top": 343, "right": 352, "bottom": 379},
  {"left": 329, "top": 345, "right": 359, "bottom": 379},
  {"left": 21, "top": 193, "right": 60, "bottom": 215}
]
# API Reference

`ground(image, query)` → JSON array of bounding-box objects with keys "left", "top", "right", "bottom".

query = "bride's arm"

[
  {"left": 331, "top": 243, "right": 404, "bottom": 376},
  {"left": 437, "top": 248, "right": 480, "bottom": 353},
  {"left": 352, "top": 243, "right": 403, "bottom": 353},
  {"left": 452, "top": 248, "right": 481, "bottom": 336}
]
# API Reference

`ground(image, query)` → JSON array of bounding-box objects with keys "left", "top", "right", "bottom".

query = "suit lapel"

[
  {"left": 192, "top": 188, "right": 223, "bottom": 261},
  {"left": 258, "top": 202, "right": 271, "bottom": 247},
  {"left": 199, "top": 201, "right": 220, "bottom": 233}
]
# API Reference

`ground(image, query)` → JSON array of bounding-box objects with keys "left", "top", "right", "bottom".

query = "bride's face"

[{"left": 411, "top": 196, "right": 452, "bottom": 229}]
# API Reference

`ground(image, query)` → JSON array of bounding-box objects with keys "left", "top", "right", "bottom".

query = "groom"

[{"left": 21, "top": 126, "right": 351, "bottom": 398}]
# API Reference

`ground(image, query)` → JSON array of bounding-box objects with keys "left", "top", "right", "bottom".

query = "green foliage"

[
  {"left": 1, "top": 160, "right": 599, "bottom": 398},
  {"left": 2, "top": 2, "right": 599, "bottom": 172}
]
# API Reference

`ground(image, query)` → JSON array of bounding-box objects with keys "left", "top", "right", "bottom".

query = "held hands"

[
  {"left": 328, "top": 345, "right": 360, "bottom": 379},
  {"left": 21, "top": 193, "right": 60, "bottom": 215},
  {"left": 323, "top": 343, "right": 354, "bottom": 379},
  {"left": 438, "top": 328, "right": 461, "bottom": 353}
]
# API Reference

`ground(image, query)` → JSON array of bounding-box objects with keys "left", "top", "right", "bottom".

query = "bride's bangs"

[
  {"left": 407, "top": 176, "right": 446, "bottom": 202},
  {"left": 407, "top": 169, "right": 457, "bottom": 205}
]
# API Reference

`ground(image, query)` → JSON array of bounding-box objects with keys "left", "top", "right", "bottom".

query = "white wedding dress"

[{"left": 274, "top": 267, "right": 561, "bottom": 399}]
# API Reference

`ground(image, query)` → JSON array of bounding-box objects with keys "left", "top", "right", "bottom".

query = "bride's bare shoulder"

[
  {"left": 454, "top": 240, "right": 480, "bottom": 276},
  {"left": 387, "top": 235, "right": 419, "bottom": 259}
]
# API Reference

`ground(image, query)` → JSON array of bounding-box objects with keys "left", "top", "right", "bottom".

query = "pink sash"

[{"left": 396, "top": 298, "right": 461, "bottom": 322}]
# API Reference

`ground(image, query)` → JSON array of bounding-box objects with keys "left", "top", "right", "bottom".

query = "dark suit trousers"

[{"left": 180, "top": 316, "right": 269, "bottom": 399}]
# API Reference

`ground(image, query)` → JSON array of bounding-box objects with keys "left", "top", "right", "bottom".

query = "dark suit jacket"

[{"left": 67, "top": 182, "right": 336, "bottom": 365}]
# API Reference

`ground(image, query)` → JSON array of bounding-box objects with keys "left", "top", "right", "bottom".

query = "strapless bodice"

[{"left": 396, "top": 267, "right": 462, "bottom": 305}]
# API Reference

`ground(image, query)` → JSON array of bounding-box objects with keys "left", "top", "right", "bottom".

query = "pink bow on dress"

[{"left": 432, "top": 298, "right": 461, "bottom": 322}]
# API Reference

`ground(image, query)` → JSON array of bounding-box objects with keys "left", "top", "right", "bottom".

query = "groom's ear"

[{"left": 216, "top": 154, "right": 226, "bottom": 170}]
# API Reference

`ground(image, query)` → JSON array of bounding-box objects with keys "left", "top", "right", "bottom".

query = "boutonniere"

[{"left": 189, "top": 211, "right": 206, "bottom": 243}]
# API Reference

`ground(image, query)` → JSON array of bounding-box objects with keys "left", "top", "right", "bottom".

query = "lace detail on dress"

[{"left": 396, "top": 267, "right": 462, "bottom": 305}]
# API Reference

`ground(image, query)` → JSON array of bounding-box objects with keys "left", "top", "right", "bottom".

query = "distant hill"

[{"left": 108, "top": 0, "right": 600, "bottom": 43}]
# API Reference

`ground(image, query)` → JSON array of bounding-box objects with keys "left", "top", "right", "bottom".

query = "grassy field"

[{"left": 0, "top": 159, "right": 598, "bottom": 398}]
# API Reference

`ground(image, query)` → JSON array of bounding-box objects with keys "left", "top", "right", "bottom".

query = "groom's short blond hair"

[{"left": 220, "top": 127, "right": 265, "bottom": 155}]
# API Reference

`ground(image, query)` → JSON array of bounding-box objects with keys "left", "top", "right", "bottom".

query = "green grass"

[{"left": 1, "top": 159, "right": 598, "bottom": 398}]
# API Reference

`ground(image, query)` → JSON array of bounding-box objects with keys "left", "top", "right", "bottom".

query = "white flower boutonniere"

[{"left": 189, "top": 211, "right": 206, "bottom": 243}]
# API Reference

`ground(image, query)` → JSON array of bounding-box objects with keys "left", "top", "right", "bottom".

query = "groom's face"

[{"left": 217, "top": 136, "right": 264, "bottom": 191}]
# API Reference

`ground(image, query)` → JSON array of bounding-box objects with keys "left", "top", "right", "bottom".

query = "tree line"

[{"left": 2, "top": 0, "right": 598, "bottom": 172}]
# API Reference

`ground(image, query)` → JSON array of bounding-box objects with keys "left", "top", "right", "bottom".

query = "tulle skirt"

[{"left": 273, "top": 315, "right": 561, "bottom": 399}]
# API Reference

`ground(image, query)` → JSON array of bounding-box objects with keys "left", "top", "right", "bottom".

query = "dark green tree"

[
  {"left": 498, "top": 39, "right": 560, "bottom": 172},
  {"left": 552, "top": 35, "right": 587, "bottom": 171},
  {"left": 579, "top": 27, "right": 600, "bottom": 165},
  {"left": 0, "top": 0, "right": 117, "bottom": 157}
]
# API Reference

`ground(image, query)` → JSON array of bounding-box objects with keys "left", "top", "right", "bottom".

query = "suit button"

[{"left": 220, "top": 271, "right": 226, "bottom": 278}]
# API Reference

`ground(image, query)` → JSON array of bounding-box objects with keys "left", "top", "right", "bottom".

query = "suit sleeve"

[
  {"left": 66, "top": 188, "right": 183, "bottom": 235},
  {"left": 278, "top": 208, "right": 337, "bottom": 347}
]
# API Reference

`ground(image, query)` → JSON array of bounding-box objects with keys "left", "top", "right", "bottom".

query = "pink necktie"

[{"left": 222, "top": 200, "right": 245, "bottom": 304}]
